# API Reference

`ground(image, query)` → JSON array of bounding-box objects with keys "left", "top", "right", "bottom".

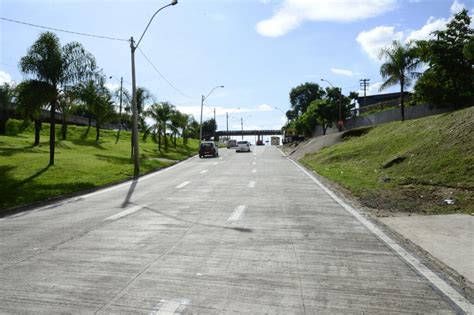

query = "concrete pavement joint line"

[
  {"left": 200, "top": 169, "right": 208, "bottom": 174},
  {"left": 228, "top": 205, "right": 246, "bottom": 221},
  {"left": 286, "top": 156, "right": 473, "bottom": 313},
  {"left": 104, "top": 205, "right": 143, "bottom": 221},
  {"left": 176, "top": 181, "right": 191, "bottom": 189},
  {"left": 248, "top": 181, "right": 256, "bottom": 188},
  {"left": 282, "top": 205, "right": 307, "bottom": 315},
  {"left": 94, "top": 225, "right": 197, "bottom": 314}
]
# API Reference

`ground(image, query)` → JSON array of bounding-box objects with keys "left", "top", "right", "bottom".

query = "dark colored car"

[{"left": 199, "top": 141, "right": 219, "bottom": 158}]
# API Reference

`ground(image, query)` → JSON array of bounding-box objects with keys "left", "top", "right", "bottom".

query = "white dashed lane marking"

[
  {"left": 248, "top": 181, "right": 256, "bottom": 188},
  {"left": 251, "top": 169, "right": 257, "bottom": 173},
  {"left": 176, "top": 181, "right": 191, "bottom": 189},
  {"left": 105, "top": 205, "right": 143, "bottom": 221},
  {"left": 228, "top": 205, "right": 246, "bottom": 221},
  {"left": 200, "top": 170, "right": 208, "bottom": 174}
]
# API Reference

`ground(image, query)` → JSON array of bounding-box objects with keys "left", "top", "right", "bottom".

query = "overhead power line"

[
  {"left": 0, "top": 16, "right": 128, "bottom": 42},
  {"left": 137, "top": 47, "right": 199, "bottom": 100}
]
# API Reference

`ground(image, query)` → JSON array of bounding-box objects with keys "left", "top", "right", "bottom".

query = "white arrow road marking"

[
  {"left": 105, "top": 205, "right": 143, "bottom": 221},
  {"left": 251, "top": 169, "right": 257, "bottom": 173},
  {"left": 248, "top": 181, "right": 256, "bottom": 188},
  {"left": 228, "top": 205, "right": 246, "bottom": 221},
  {"left": 200, "top": 170, "right": 208, "bottom": 174},
  {"left": 176, "top": 181, "right": 191, "bottom": 189}
]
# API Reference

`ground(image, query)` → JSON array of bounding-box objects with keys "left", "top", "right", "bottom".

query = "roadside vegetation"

[
  {"left": 300, "top": 107, "right": 474, "bottom": 215},
  {"left": 0, "top": 120, "right": 199, "bottom": 212},
  {"left": 283, "top": 9, "right": 472, "bottom": 137},
  {"left": 0, "top": 30, "right": 215, "bottom": 212}
]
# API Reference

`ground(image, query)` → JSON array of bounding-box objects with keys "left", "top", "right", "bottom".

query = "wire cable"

[
  {"left": 0, "top": 16, "right": 128, "bottom": 42},
  {"left": 137, "top": 47, "right": 199, "bottom": 100}
]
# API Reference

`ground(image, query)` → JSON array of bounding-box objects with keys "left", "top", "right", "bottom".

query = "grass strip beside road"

[
  {"left": 0, "top": 121, "right": 199, "bottom": 212},
  {"left": 300, "top": 107, "right": 474, "bottom": 215}
]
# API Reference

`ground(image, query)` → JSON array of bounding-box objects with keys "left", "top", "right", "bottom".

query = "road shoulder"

[{"left": 281, "top": 148, "right": 474, "bottom": 306}]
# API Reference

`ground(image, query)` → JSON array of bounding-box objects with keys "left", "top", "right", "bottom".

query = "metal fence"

[{"left": 313, "top": 104, "right": 451, "bottom": 136}]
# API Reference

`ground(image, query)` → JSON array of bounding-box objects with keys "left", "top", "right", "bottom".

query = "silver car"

[{"left": 236, "top": 140, "right": 251, "bottom": 152}]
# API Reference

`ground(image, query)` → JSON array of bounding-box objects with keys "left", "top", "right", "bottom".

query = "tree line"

[
  {"left": 284, "top": 9, "right": 472, "bottom": 137},
  {"left": 0, "top": 31, "right": 208, "bottom": 166}
]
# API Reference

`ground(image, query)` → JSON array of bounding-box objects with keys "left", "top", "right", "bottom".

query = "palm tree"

[
  {"left": 145, "top": 102, "right": 175, "bottom": 152},
  {"left": 16, "top": 80, "right": 56, "bottom": 146},
  {"left": 379, "top": 40, "right": 421, "bottom": 121},
  {"left": 0, "top": 83, "right": 16, "bottom": 135},
  {"left": 18, "top": 32, "right": 96, "bottom": 165},
  {"left": 57, "top": 91, "right": 75, "bottom": 140},
  {"left": 93, "top": 92, "right": 115, "bottom": 141}
]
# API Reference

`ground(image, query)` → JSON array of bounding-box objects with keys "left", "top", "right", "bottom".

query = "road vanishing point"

[{"left": 0, "top": 146, "right": 471, "bottom": 314}]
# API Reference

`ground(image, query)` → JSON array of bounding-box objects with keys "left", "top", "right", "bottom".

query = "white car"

[{"left": 236, "top": 140, "right": 251, "bottom": 152}]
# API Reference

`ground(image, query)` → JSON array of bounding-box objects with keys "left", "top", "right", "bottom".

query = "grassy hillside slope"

[
  {"left": 300, "top": 107, "right": 473, "bottom": 215},
  {"left": 0, "top": 120, "right": 199, "bottom": 212}
]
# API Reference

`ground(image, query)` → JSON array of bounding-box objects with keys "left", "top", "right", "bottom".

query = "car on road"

[
  {"left": 227, "top": 139, "right": 237, "bottom": 149},
  {"left": 236, "top": 140, "right": 251, "bottom": 152},
  {"left": 199, "top": 141, "right": 219, "bottom": 158}
]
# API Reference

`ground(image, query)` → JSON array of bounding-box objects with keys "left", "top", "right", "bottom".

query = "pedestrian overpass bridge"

[{"left": 215, "top": 129, "right": 282, "bottom": 137}]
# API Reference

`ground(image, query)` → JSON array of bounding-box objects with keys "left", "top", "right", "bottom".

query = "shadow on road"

[
  {"left": 141, "top": 204, "right": 253, "bottom": 233},
  {"left": 121, "top": 179, "right": 138, "bottom": 208}
]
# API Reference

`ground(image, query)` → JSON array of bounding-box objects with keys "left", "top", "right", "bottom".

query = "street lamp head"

[
  {"left": 171, "top": 0, "right": 178, "bottom": 5},
  {"left": 220, "top": 85, "right": 224, "bottom": 88}
]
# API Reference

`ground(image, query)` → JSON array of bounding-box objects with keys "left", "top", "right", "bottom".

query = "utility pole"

[
  {"left": 241, "top": 117, "right": 243, "bottom": 140},
  {"left": 130, "top": 37, "right": 140, "bottom": 176},
  {"left": 226, "top": 112, "right": 229, "bottom": 141},
  {"left": 199, "top": 94, "right": 204, "bottom": 143},
  {"left": 115, "top": 77, "right": 123, "bottom": 144},
  {"left": 360, "top": 78, "right": 370, "bottom": 110}
]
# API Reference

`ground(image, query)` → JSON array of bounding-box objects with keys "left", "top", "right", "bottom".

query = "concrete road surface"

[{"left": 0, "top": 146, "right": 470, "bottom": 314}]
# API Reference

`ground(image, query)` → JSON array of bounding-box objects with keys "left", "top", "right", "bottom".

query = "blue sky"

[{"left": 0, "top": 0, "right": 472, "bottom": 135}]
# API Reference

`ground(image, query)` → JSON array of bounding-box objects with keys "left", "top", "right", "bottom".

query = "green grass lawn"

[
  {"left": 300, "top": 107, "right": 474, "bottom": 215},
  {"left": 0, "top": 120, "right": 199, "bottom": 212}
]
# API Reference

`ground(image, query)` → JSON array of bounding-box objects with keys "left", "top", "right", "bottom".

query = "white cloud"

[
  {"left": 356, "top": 26, "right": 403, "bottom": 60},
  {"left": 405, "top": 16, "right": 448, "bottom": 42},
  {"left": 365, "top": 81, "right": 383, "bottom": 95},
  {"left": 330, "top": 68, "right": 356, "bottom": 77},
  {"left": 357, "top": 0, "right": 467, "bottom": 61},
  {"left": 451, "top": 0, "right": 465, "bottom": 14},
  {"left": 104, "top": 82, "right": 120, "bottom": 91},
  {"left": 256, "top": 0, "right": 396, "bottom": 37},
  {"left": 0, "top": 70, "right": 13, "bottom": 85},
  {"left": 257, "top": 104, "right": 274, "bottom": 111}
]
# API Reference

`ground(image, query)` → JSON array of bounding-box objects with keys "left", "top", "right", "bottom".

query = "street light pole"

[
  {"left": 130, "top": 0, "right": 178, "bottom": 177},
  {"left": 199, "top": 85, "right": 224, "bottom": 143},
  {"left": 241, "top": 117, "right": 243, "bottom": 140},
  {"left": 321, "top": 78, "right": 343, "bottom": 131}
]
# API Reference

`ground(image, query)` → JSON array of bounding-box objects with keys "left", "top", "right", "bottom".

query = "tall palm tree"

[
  {"left": 145, "top": 102, "right": 175, "bottom": 152},
  {"left": 18, "top": 32, "right": 96, "bottom": 165},
  {"left": 0, "top": 83, "right": 15, "bottom": 135},
  {"left": 379, "top": 40, "right": 421, "bottom": 121},
  {"left": 93, "top": 92, "right": 115, "bottom": 141},
  {"left": 16, "top": 80, "right": 55, "bottom": 146}
]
